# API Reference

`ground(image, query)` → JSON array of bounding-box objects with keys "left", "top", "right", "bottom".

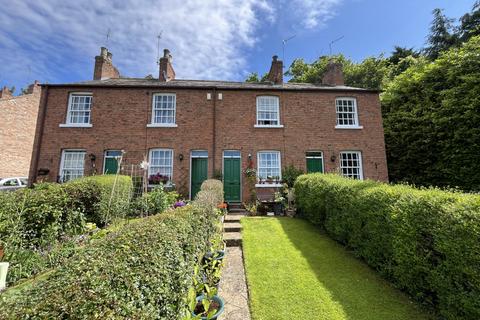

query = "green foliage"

[
  {"left": 0, "top": 175, "right": 132, "bottom": 286},
  {"left": 382, "top": 36, "right": 480, "bottom": 191},
  {"left": 67, "top": 175, "right": 133, "bottom": 226},
  {"left": 130, "top": 185, "right": 179, "bottom": 216},
  {"left": 245, "top": 72, "right": 269, "bottom": 82},
  {"left": 196, "top": 179, "right": 224, "bottom": 207},
  {"left": 0, "top": 201, "right": 221, "bottom": 319},
  {"left": 282, "top": 164, "right": 304, "bottom": 187},
  {"left": 424, "top": 8, "right": 458, "bottom": 60},
  {"left": 295, "top": 174, "right": 480, "bottom": 320}
]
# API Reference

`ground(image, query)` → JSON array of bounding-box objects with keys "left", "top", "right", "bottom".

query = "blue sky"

[{"left": 0, "top": 0, "right": 475, "bottom": 93}]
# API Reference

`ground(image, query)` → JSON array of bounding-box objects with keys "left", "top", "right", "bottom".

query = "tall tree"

[
  {"left": 424, "top": 8, "right": 458, "bottom": 59},
  {"left": 457, "top": 1, "right": 480, "bottom": 42},
  {"left": 382, "top": 36, "right": 480, "bottom": 191}
]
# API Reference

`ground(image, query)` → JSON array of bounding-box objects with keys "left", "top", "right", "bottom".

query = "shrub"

[
  {"left": 130, "top": 185, "right": 179, "bottom": 216},
  {"left": 0, "top": 175, "right": 132, "bottom": 286},
  {"left": 0, "top": 188, "right": 221, "bottom": 319},
  {"left": 282, "top": 164, "right": 304, "bottom": 187},
  {"left": 295, "top": 174, "right": 480, "bottom": 320},
  {"left": 198, "top": 179, "right": 224, "bottom": 206},
  {"left": 66, "top": 175, "right": 133, "bottom": 226}
]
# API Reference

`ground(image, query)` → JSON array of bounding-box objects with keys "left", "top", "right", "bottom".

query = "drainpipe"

[
  {"left": 28, "top": 85, "right": 49, "bottom": 187},
  {"left": 212, "top": 87, "right": 217, "bottom": 174}
]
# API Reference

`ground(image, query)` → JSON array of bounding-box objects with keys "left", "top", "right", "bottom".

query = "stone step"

[
  {"left": 224, "top": 222, "right": 242, "bottom": 232},
  {"left": 228, "top": 207, "right": 246, "bottom": 213},
  {"left": 228, "top": 202, "right": 243, "bottom": 209},
  {"left": 224, "top": 215, "right": 242, "bottom": 222},
  {"left": 228, "top": 211, "right": 248, "bottom": 216},
  {"left": 223, "top": 232, "right": 242, "bottom": 247}
]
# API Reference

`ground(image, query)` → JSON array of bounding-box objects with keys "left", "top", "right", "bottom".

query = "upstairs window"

[
  {"left": 148, "top": 149, "right": 173, "bottom": 183},
  {"left": 66, "top": 93, "right": 92, "bottom": 125},
  {"left": 339, "top": 151, "right": 363, "bottom": 180},
  {"left": 335, "top": 97, "right": 360, "bottom": 128},
  {"left": 60, "top": 150, "right": 86, "bottom": 182},
  {"left": 152, "top": 93, "right": 176, "bottom": 125},
  {"left": 256, "top": 96, "right": 280, "bottom": 126},
  {"left": 257, "top": 151, "right": 281, "bottom": 183}
]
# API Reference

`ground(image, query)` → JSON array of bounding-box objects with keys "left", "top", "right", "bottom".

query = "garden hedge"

[
  {"left": 295, "top": 174, "right": 480, "bottom": 320},
  {"left": 0, "top": 180, "right": 222, "bottom": 319},
  {"left": 0, "top": 175, "right": 133, "bottom": 285}
]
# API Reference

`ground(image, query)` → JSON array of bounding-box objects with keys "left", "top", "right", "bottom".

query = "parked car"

[{"left": 0, "top": 177, "right": 28, "bottom": 192}]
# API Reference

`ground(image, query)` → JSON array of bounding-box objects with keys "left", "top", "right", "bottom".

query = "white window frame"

[
  {"left": 256, "top": 151, "right": 282, "bottom": 187},
  {"left": 59, "top": 150, "right": 86, "bottom": 182},
  {"left": 334, "top": 97, "right": 363, "bottom": 129},
  {"left": 147, "top": 93, "right": 178, "bottom": 127},
  {"left": 59, "top": 93, "right": 93, "bottom": 128},
  {"left": 148, "top": 148, "right": 174, "bottom": 185},
  {"left": 339, "top": 151, "right": 363, "bottom": 180},
  {"left": 255, "top": 96, "right": 283, "bottom": 128}
]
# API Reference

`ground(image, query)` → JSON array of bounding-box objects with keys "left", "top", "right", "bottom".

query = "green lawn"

[{"left": 241, "top": 217, "right": 433, "bottom": 320}]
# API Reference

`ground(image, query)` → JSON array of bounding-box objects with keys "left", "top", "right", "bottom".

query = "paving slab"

[
  {"left": 218, "top": 247, "right": 251, "bottom": 320},
  {"left": 224, "top": 222, "right": 242, "bottom": 232},
  {"left": 224, "top": 232, "right": 242, "bottom": 247},
  {"left": 225, "top": 215, "right": 242, "bottom": 222}
]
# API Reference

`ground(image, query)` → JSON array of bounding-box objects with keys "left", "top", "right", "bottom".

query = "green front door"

[
  {"left": 306, "top": 152, "right": 324, "bottom": 173},
  {"left": 223, "top": 152, "right": 241, "bottom": 202},
  {"left": 191, "top": 154, "right": 208, "bottom": 199},
  {"left": 104, "top": 150, "right": 122, "bottom": 174}
]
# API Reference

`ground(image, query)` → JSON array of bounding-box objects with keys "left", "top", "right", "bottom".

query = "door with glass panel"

[
  {"left": 191, "top": 151, "right": 208, "bottom": 199},
  {"left": 306, "top": 152, "right": 324, "bottom": 173},
  {"left": 223, "top": 151, "right": 241, "bottom": 202},
  {"left": 103, "top": 150, "right": 123, "bottom": 174}
]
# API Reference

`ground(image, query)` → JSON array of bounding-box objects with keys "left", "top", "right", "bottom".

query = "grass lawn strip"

[{"left": 241, "top": 217, "right": 433, "bottom": 320}]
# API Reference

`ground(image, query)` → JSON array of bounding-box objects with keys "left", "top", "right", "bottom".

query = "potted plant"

[
  {"left": 273, "top": 192, "right": 285, "bottom": 216},
  {"left": 266, "top": 176, "right": 274, "bottom": 184},
  {"left": 148, "top": 173, "right": 169, "bottom": 185},
  {"left": 191, "top": 285, "right": 225, "bottom": 320}
]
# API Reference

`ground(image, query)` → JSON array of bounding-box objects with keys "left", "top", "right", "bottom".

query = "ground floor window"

[
  {"left": 148, "top": 149, "right": 173, "bottom": 184},
  {"left": 257, "top": 151, "right": 281, "bottom": 183},
  {"left": 339, "top": 151, "right": 363, "bottom": 180},
  {"left": 60, "top": 150, "right": 86, "bottom": 182},
  {"left": 306, "top": 151, "right": 324, "bottom": 173}
]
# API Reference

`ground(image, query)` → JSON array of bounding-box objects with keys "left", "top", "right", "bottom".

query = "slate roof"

[{"left": 42, "top": 78, "right": 377, "bottom": 92}]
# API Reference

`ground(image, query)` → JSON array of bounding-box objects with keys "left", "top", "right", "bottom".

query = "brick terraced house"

[
  {"left": 1, "top": 82, "right": 41, "bottom": 178},
  {"left": 29, "top": 47, "right": 388, "bottom": 201}
]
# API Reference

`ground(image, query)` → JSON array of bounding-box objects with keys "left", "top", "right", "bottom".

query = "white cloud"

[{"left": 0, "top": 0, "right": 342, "bottom": 88}]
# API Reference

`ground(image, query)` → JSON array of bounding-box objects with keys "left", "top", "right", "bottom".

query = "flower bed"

[{"left": 295, "top": 173, "right": 480, "bottom": 320}]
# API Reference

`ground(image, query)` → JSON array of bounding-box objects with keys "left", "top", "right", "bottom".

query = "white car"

[{"left": 0, "top": 177, "right": 28, "bottom": 191}]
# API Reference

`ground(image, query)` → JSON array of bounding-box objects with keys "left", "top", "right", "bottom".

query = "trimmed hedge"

[
  {"left": 0, "top": 175, "right": 132, "bottom": 286},
  {"left": 0, "top": 182, "right": 222, "bottom": 319},
  {"left": 295, "top": 174, "right": 480, "bottom": 320},
  {"left": 65, "top": 175, "right": 133, "bottom": 226},
  {"left": 195, "top": 179, "right": 224, "bottom": 207}
]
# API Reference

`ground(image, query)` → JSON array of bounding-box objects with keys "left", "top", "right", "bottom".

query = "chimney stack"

[
  {"left": 267, "top": 55, "right": 283, "bottom": 84},
  {"left": 322, "top": 62, "right": 344, "bottom": 86},
  {"left": 159, "top": 49, "right": 175, "bottom": 82},
  {"left": 0, "top": 86, "right": 13, "bottom": 99},
  {"left": 93, "top": 47, "right": 120, "bottom": 80},
  {"left": 26, "top": 80, "right": 41, "bottom": 94}
]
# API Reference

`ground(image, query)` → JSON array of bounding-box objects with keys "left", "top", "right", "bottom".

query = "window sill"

[
  {"left": 59, "top": 123, "right": 92, "bottom": 128},
  {"left": 147, "top": 123, "right": 178, "bottom": 128},
  {"left": 255, "top": 184, "right": 283, "bottom": 188},
  {"left": 335, "top": 125, "right": 363, "bottom": 130},
  {"left": 254, "top": 124, "right": 284, "bottom": 128}
]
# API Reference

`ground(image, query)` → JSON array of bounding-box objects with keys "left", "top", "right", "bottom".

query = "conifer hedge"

[{"left": 295, "top": 174, "right": 480, "bottom": 320}]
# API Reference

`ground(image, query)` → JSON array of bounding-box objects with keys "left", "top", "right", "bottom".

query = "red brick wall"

[
  {"left": 31, "top": 86, "right": 388, "bottom": 200},
  {"left": 0, "top": 86, "right": 41, "bottom": 177}
]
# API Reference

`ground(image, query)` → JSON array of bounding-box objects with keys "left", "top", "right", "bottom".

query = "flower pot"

[
  {"left": 0, "top": 262, "right": 9, "bottom": 291},
  {"left": 192, "top": 295, "right": 225, "bottom": 320},
  {"left": 273, "top": 203, "right": 283, "bottom": 215}
]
